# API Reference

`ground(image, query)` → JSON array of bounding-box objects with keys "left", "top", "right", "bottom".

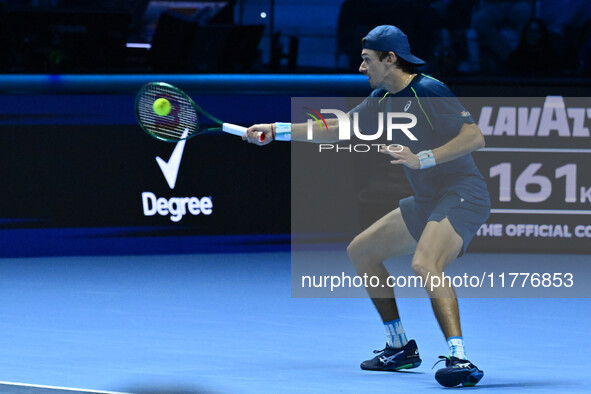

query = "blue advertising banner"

[{"left": 0, "top": 92, "right": 291, "bottom": 256}]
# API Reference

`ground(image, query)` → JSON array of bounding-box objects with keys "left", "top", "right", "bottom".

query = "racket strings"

[{"left": 136, "top": 84, "right": 200, "bottom": 141}]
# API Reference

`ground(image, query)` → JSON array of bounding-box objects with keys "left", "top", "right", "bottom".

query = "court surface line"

[{"left": 0, "top": 381, "right": 132, "bottom": 394}]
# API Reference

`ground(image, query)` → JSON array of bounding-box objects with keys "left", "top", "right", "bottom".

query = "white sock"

[
  {"left": 447, "top": 336, "right": 467, "bottom": 359},
  {"left": 384, "top": 319, "right": 408, "bottom": 348}
]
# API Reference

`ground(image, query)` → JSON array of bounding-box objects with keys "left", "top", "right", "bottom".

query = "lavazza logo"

[
  {"left": 305, "top": 108, "right": 418, "bottom": 152},
  {"left": 141, "top": 138, "right": 212, "bottom": 222},
  {"left": 478, "top": 96, "right": 591, "bottom": 136}
]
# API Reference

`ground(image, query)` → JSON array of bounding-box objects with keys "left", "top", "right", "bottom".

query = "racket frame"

[{"left": 135, "top": 82, "right": 254, "bottom": 143}]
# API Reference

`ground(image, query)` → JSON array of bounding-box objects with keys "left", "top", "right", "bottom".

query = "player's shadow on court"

[
  {"left": 440, "top": 380, "right": 578, "bottom": 390},
  {"left": 363, "top": 370, "right": 426, "bottom": 375},
  {"left": 394, "top": 370, "right": 426, "bottom": 374}
]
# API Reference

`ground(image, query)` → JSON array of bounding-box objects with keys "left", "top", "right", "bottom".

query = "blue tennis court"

[
  {"left": 1, "top": 0, "right": 590, "bottom": 390},
  {"left": 1, "top": 251, "right": 589, "bottom": 393}
]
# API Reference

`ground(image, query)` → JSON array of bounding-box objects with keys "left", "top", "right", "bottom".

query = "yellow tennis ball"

[{"left": 153, "top": 98, "right": 171, "bottom": 116}]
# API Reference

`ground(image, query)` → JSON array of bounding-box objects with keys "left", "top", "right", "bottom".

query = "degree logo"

[
  {"left": 155, "top": 132, "right": 187, "bottom": 189},
  {"left": 142, "top": 129, "right": 214, "bottom": 222}
]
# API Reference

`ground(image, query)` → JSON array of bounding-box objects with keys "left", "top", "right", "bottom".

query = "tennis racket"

[{"left": 135, "top": 82, "right": 263, "bottom": 143}]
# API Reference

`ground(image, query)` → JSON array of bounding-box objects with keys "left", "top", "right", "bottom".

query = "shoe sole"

[
  {"left": 361, "top": 360, "right": 422, "bottom": 371},
  {"left": 435, "top": 367, "right": 483, "bottom": 387},
  {"left": 462, "top": 368, "right": 484, "bottom": 387},
  {"left": 395, "top": 361, "right": 422, "bottom": 370}
]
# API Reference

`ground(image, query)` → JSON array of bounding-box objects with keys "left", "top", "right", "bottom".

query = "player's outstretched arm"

[
  {"left": 243, "top": 118, "right": 341, "bottom": 145},
  {"left": 243, "top": 124, "right": 274, "bottom": 145}
]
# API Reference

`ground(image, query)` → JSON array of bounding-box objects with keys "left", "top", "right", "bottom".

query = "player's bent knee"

[
  {"left": 411, "top": 258, "right": 439, "bottom": 278},
  {"left": 346, "top": 237, "right": 364, "bottom": 263},
  {"left": 411, "top": 260, "right": 427, "bottom": 278},
  {"left": 347, "top": 236, "right": 375, "bottom": 268}
]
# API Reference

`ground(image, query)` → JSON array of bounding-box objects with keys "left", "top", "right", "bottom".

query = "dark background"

[{"left": 0, "top": 0, "right": 589, "bottom": 256}]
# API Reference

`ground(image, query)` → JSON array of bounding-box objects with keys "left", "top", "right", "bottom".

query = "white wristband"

[
  {"left": 274, "top": 122, "right": 291, "bottom": 141},
  {"left": 417, "top": 150, "right": 436, "bottom": 169}
]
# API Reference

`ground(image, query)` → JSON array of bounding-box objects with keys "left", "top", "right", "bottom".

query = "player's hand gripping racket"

[{"left": 135, "top": 82, "right": 263, "bottom": 143}]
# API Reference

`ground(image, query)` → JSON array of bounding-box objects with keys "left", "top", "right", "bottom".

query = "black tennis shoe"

[
  {"left": 433, "top": 355, "right": 484, "bottom": 387},
  {"left": 360, "top": 339, "right": 422, "bottom": 371}
]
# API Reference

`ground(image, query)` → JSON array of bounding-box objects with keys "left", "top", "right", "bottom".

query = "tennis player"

[{"left": 244, "top": 25, "right": 490, "bottom": 388}]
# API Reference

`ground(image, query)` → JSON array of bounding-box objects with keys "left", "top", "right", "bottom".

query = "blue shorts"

[{"left": 399, "top": 193, "right": 490, "bottom": 256}]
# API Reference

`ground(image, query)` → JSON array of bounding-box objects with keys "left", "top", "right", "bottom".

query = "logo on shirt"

[{"left": 404, "top": 100, "right": 412, "bottom": 112}]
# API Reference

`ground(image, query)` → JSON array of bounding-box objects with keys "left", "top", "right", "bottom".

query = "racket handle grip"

[{"left": 222, "top": 123, "right": 264, "bottom": 142}]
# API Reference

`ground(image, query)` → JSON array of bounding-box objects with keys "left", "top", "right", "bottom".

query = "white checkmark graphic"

[{"left": 156, "top": 129, "right": 188, "bottom": 189}]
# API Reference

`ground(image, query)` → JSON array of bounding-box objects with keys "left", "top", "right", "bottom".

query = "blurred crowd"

[
  {"left": 1, "top": 0, "right": 590, "bottom": 76},
  {"left": 337, "top": 0, "right": 591, "bottom": 77}
]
